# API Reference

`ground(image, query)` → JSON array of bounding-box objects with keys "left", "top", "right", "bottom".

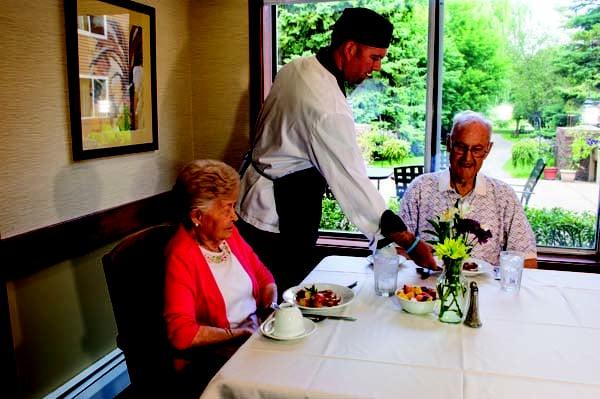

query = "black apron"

[{"left": 237, "top": 164, "right": 327, "bottom": 293}]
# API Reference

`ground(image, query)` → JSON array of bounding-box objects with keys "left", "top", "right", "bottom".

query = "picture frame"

[{"left": 65, "top": 0, "right": 158, "bottom": 160}]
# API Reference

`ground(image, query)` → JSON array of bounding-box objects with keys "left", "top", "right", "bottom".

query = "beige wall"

[
  {"left": 191, "top": 0, "right": 251, "bottom": 167},
  {"left": 1, "top": 0, "right": 251, "bottom": 397}
]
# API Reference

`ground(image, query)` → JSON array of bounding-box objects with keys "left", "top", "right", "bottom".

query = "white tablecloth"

[{"left": 200, "top": 256, "right": 600, "bottom": 399}]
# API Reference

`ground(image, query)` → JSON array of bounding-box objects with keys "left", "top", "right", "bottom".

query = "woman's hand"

[{"left": 232, "top": 314, "right": 260, "bottom": 337}]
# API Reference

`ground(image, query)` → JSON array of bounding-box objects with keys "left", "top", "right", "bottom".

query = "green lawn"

[
  {"left": 494, "top": 128, "right": 555, "bottom": 143},
  {"left": 494, "top": 129, "right": 535, "bottom": 143},
  {"left": 370, "top": 155, "right": 424, "bottom": 168},
  {"left": 502, "top": 159, "right": 534, "bottom": 178}
]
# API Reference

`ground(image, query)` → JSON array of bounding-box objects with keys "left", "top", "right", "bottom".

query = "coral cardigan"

[{"left": 164, "top": 225, "right": 274, "bottom": 351}]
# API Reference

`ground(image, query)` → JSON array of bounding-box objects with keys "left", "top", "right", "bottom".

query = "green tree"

[
  {"left": 278, "top": 0, "right": 510, "bottom": 141},
  {"left": 555, "top": 1, "right": 600, "bottom": 105},
  {"left": 510, "top": 47, "right": 563, "bottom": 133},
  {"left": 441, "top": 0, "right": 511, "bottom": 132}
]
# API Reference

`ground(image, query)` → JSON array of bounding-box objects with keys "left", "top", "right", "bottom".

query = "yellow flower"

[{"left": 434, "top": 237, "right": 469, "bottom": 260}]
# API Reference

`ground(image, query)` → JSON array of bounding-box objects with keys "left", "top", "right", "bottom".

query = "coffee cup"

[{"left": 272, "top": 303, "right": 304, "bottom": 338}]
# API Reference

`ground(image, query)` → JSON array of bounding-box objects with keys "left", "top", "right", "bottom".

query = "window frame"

[
  {"left": 77, "top": 15, "right": 108, "bottom": 39},
  {"left": 249, "top": 0, "right": 600, "bottom": 263}
]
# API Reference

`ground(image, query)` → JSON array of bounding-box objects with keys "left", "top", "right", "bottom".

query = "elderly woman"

[{"left": 164, "top": 159, "right": 277, "bottom": 395}]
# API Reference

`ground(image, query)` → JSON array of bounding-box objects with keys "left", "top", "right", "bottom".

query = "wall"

[
  {"left": 190, "top": 0, "right": 252, "bottom": 168},
  {"left": 0, "top": 0, "right": 219, "bottom": 396}
]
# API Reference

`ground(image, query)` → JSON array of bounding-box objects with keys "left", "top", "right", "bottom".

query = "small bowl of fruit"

[{"left": 393, "top": 284, "right": 439, "bottom": 315}]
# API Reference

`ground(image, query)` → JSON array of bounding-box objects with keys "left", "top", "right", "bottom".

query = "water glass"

[
  {"left": 499, "top": 251, "right": 524, "bottom": 292},
  {"left": 373, "top": 252, "right": 399, "bottom": 296}
]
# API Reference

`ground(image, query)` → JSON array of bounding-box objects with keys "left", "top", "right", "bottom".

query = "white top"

[
  {"left": 200, "top": 255, "right": 600, "bottom": 399},
  {"left": 400, "top": 170, "right": 537, "bottom": 265},
  {"left": 237, "top": 55, "right": 386, "bottom": 245},
  {"left": 200, "top": 242, "right": 256, "bottom": 327}
]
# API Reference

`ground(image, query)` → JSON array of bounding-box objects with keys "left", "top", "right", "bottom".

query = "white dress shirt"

[{"left": 237, "top": 55, "right": 386, "bottom": 244}]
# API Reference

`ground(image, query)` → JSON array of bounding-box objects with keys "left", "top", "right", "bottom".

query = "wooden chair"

[
  {"left": 393, "top": 165, "right": 424, "bottom": 199},
  {"left": 102, "top": 224, "right": 178, "bottom": 397},
  {"left": 512, "top": 158, "right": 545, "bottom": 207}
]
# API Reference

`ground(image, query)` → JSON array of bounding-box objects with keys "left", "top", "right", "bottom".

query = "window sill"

[{"left": 316, "top": 234, "right": 599, "bottom": 273}]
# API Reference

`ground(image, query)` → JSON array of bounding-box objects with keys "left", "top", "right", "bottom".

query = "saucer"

[{"left": 260, "top": 317, "right": 316, "bottom": 341}]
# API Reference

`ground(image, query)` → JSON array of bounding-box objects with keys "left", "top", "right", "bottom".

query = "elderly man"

[
  {"left": 236, "top": 8, "right": 436, "bottom": 292},
  {"left": 400, "top": 111, "right": 537, "bottom": 268}
]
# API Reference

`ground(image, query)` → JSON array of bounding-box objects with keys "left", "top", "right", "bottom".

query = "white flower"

[
  {"left": 457, "top": 200, "right": 471, "bottom": 217},
  {"left": 440, "top": 207, "right": 457, "bottom": 222}
]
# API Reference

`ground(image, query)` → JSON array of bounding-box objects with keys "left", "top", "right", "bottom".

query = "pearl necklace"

[{"left": 200, "top": 241, "right": 231, "bottom": 264}]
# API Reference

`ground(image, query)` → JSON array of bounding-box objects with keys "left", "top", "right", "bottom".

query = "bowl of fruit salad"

[{"left": 393, "top": 284, "right": 439, "bottom": 314}]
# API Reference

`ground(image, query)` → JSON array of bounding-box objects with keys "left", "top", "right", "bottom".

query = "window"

[
  {"left": 79, "top": 75, "right": 109, "bottom": 118},
  {"left": 77, "top": 15, "right": 107, "bottom": 39},
  {"left": 258, "top": 0, "right": 600, "bottom": 256}
]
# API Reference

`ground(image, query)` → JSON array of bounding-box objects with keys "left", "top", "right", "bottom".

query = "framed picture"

[{"left": 65, "top": 0, "right": 158, "bottom": 160}]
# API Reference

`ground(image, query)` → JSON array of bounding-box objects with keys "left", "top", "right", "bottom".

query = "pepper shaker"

[{"left": 464, "top": 281, "right": 482, "bottom": 328}]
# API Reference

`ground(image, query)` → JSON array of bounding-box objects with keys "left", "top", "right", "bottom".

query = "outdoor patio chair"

[
  {"left": 512, "top": 158, "right": 545, "bottom": 207},
  {"left": 393, "top": 165, "right": 424, "bottom": 199}
]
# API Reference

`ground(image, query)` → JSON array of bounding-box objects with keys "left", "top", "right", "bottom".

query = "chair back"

[
  {"left": 521, "top": 158, "right": 545, "bottom": 206},
  {"left": 393, "top": 165, "right": 424, "bottom": 199},
  {"left": 439, "top": 149, "right": 450, "bottom": 170},
  {"left": 102, "top": 224, "right": 178, "bottom": 396}
]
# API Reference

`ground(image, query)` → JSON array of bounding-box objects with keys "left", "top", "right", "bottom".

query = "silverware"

[
  {"left": 416, "top": 267, "right": 431, "bottom": 279},
  {"left": 347, "top": 281, "right": 358, "bottom": 289},
  {"left": 302, "top": 313, "right": 357, "bottom": 321}
]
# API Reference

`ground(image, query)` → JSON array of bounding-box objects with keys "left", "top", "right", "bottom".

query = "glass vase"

[{"left": 436, "top": 257, "right": 468, "bottom": 323}]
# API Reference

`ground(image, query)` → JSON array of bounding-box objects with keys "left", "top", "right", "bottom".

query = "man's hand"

[
  {"left": 403, "top": 239, "right": 440, "bottom": 270},
  {"left": 389, "top": 231, "right": 439, "bottom": 270}
]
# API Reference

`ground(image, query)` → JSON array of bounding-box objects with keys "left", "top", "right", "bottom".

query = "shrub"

[
  {"left": 397, "top": 124, "right": 425, "bottom": 157},
  {"left": 381, "top": 137, "right": 410, "bottom": 161},
  {"left": 511, "top": 139, "right": 540, "bottom": 167},
  {"left": 320, "top": 197, "right": 400, "bottom": 232},
  {"left": 320, "top": 197, "right": 358, "bottom": 232},
  {"left": 570, "top": 132, "right": 599, "bottom": 167},
  {"left": 321, "top": 200, "right": 597, "bottom": 249},
  {"left": 525, "top": 207, "right": 596, "bottom": 248},
  {"left": 358, "top": 129, "right": 410, "bottom": 163}
]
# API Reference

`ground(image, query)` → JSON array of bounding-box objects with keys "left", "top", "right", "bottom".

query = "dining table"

[{"left": 199, "top": 255, "right": 600, "bottom": 399}]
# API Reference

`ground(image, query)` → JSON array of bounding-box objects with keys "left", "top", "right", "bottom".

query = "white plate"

[
  {"left": 282, "top": 283, "right": 355, "bottom": 312},
  {"left": 462, "top": 258, "right": 494, "bottom": 276},
  {"left": 260, "top": 317, "right": 316, "bottom": 341}
]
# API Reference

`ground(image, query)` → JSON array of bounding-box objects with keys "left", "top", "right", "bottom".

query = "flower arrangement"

[
  {"left": 424, "top": 200, "right": 492, "bottom": 258},
  {"left": 424, "top": 200, "right": 492, "bottom": 323}
]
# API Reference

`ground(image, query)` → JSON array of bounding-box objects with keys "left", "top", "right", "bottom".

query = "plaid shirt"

[{"left": 400, "top": 170, "right": 537, "bottom": 265}]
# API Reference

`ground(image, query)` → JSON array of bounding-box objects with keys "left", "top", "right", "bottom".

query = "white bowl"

[
  {"left": 282, "top": 283, "right": 355, "bottom": 312},
  {"left": 392, "top": 294, "right": 439, "bottom": 315}
]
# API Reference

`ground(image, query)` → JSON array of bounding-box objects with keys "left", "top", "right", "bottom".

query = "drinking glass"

[
  {"left": 499, "top": 251, "right": 524, "bottom": 292},
  {"left": 373, "top": 252, "right": 399, "bottom": 296}
]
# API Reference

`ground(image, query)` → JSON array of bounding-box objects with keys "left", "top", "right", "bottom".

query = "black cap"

[{"left": 331, "top": 7, "right": 393, "bottom": 49}]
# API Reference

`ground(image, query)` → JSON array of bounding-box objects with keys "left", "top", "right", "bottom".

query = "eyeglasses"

[{"left": 450, "top": 141, "right": 490, "bottom": 158}]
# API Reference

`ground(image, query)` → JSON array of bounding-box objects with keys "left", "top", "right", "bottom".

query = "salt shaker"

[{"left": 464, "top": 281, "right": 482, "bottom": 328}]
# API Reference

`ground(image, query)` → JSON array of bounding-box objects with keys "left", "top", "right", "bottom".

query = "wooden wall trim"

[
  {"left": 1, "top": 192, "right": 173, "bottom": 282},
  {"left": 1, "top": 281, "right": 17, "bottom": 399}
]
